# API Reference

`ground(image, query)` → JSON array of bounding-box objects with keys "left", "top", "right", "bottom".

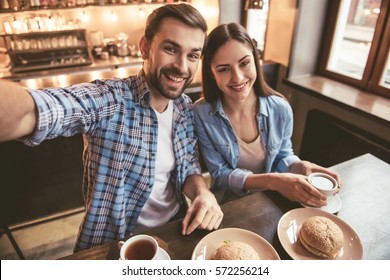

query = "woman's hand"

[
  {"left": 289, "top": 160, "right": 341, "bottom": 190},
  {"left": 268, "top": 172, "right": 328, "bottom": 207},
  {"left": 246, "top": 171, "right": 329, "bottom": 207}
]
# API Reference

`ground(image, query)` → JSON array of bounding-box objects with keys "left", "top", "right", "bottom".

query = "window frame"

[{"left": 317, "top": 0, "right": 390, "bottom": 99}]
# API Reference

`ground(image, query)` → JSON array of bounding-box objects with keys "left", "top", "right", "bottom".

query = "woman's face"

[{"left": 209, "top": 39, "right": 257, "bottom": 102}]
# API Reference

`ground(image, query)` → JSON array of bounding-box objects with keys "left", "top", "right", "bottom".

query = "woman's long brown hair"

[{"left": 202, "top": 23, "right": 284, "bottom": 103}]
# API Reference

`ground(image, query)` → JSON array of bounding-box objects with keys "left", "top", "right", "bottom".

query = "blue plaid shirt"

[{"left": 23, "top": 70, "right": 201, "bottom": 251}]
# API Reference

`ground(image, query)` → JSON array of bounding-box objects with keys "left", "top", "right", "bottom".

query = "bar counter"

[{"left": 0, "top": 55, "right": 203, "bottom": 92}]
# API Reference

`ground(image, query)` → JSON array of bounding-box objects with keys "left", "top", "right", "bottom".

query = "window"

[
  {"left": 318, "top": 0, "right": 390, "bottom": 98},
  {"left": 245, "top": 0, "right": 270, "bottom": 52}
]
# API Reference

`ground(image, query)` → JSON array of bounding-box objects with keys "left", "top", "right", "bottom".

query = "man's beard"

[{"left": 147, "top": 67, "right": 193, "bottom": 100}]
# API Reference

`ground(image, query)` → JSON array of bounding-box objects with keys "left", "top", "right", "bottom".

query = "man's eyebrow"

[{"left": 162, "top": 39, "right": 203, "bottom": 53}]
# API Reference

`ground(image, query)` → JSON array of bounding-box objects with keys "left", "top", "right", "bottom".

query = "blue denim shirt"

[{"left": 194, "top": 95, "right": 300, "bottom": 195}]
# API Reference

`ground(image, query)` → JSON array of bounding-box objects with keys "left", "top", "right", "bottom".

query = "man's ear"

[{"left": 139, "top": 36, "right": 150, "bottom": 60}]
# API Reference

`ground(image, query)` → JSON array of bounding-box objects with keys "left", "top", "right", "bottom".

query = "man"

[{"left": 0, "top": 3, "right": 223, "bottom": 252}]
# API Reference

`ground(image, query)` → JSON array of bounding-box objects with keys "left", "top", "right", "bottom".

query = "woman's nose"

[{"left": 231, "top": 67, "right": 243, "bottom": 82}]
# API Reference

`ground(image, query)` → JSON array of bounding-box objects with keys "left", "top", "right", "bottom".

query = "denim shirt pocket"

[{"left": 216, "top": 144, "right": 231, "bottom": 155}]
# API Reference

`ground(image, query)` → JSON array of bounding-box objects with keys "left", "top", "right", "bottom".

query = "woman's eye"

[
  {"left": 240, "top": 60, "right": 251, "bottom": 67},
  {"left": 216, "top": 67, "right": 229, "bottom": 73}
]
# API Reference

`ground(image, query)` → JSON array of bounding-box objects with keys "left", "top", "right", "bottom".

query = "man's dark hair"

[{"left": 144, "top": 3, "right": 207, "bottom": 43}]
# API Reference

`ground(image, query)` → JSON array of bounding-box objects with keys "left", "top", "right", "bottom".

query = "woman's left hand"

[{"left": 289, "top": 160, "right": 342, "bottom": 190}]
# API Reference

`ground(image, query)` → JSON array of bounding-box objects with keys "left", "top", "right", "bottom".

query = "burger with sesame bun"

[
  {"left": 212, "top": 240, "right": 260, "bottom": 260},
  {"left": 298, "top": 216, "right": 344, "bottom": 259}
]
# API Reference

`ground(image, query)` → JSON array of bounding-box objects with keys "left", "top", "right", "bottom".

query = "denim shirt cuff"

[
  {"left": 276, "top": 155, "right": 301, "bottom": 172},
  {"left": 229, "top": 169, "right": 252, "bottom": 195},
  {"left": 185, "top": 165, "right": 202, "bottom": 177}
]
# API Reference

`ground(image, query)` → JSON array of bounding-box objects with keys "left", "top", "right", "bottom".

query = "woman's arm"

[{"left": 193, "top": 103, "right": 251, "bottom": 194}]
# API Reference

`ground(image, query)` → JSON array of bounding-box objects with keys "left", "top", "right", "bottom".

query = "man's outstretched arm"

[{"left": 0, "top": 80, "right": 37, "bottom": 142}]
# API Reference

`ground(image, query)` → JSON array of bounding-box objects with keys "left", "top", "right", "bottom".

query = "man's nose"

[{"left": 172, "top": 55, "right": 188, "bottom": 73}]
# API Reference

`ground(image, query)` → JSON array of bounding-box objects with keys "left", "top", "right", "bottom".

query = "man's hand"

[
  {"left": 181, "top": 174, "right": 223, "bottom": 235},
  {"left": 182, "top": 191, "right": 223, "bottom": 235}
]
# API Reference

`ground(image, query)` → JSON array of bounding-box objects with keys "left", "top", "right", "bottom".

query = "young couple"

[{"left": 0, "top": 3, "right": 339, "bottom": 252}]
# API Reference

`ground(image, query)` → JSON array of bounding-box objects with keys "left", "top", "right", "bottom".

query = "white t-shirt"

[{"left": 134, "top": 101, "right": 180, "bottom": 233}]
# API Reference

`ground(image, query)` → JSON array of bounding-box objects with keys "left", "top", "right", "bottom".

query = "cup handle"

[{"left": 118, "top": 240, "right": 124, "bottom": 250}]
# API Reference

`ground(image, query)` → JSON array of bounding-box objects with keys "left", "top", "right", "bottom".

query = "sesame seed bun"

[
  {"left": 212, "top": 241, "right": 260, "bottom": 260},
  {"left": 298, "top": 216, "right": 344, "bottom": 259}
]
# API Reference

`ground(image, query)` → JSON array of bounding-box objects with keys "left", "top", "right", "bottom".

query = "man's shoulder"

[{"left": 174, "top": 93, "right": 195, "bottom": 109}]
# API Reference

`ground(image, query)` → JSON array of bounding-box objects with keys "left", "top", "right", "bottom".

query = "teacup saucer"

[
  {"left": 155, "top": 247, "right": 171, "bottom": 260},
  {"left": 300, "top": 194, "right": 342, "bottom": 214}
]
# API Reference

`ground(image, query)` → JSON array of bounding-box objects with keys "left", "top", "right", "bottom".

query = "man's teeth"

[{"left": 166, "top": 74, "right": 184, "bottom": 82}]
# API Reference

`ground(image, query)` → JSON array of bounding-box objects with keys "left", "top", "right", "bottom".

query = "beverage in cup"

[
  {"left": 308, "top": 172, "right": 338, "bottom": 198},
  {"left": 118, "top": 234, "right": 159, "bottom": 260}
]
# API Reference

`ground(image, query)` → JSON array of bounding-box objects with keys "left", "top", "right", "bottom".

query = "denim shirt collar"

[
  {"left": 258, "top": 96, "right": 269, "bottom": 118},
  {"left": 210, "top": 95, "right": 270, "bottom": 118},
  {"left": 210, "top": 98, "right": 224, "bottom": 116}
]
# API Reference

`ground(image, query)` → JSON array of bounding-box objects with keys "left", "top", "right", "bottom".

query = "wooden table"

[
  {"left": 61, "top": 153, "right": 390, "bottom": 260},
  {"left": 329, "top": 153, "right": 390, "bottom": 259}
]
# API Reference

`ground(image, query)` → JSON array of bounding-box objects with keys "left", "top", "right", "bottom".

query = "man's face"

[{"left": 140, "top": 17, "right": 205, "bottom": 100}]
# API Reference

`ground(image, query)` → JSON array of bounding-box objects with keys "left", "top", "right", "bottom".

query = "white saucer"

[
  {"left": 155, "top": 247, "right": 171, "bottom": 260},
  {"left": 300, "top": 194, "right": 342, "bottom": 214}
]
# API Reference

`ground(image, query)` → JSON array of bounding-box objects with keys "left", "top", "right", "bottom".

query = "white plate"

[
  {"left": 277, "top": 208, "right": 363, "bottom": 260},
  {"left": 191, "top": 228, "right": 280, "bottom": 260},
  {"left": 300, "top": 194, "right": 342, "bottom": 214}
]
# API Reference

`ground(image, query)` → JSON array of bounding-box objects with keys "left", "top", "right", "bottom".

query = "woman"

[{"left": 194, "top": 23, "right": 340, "bottom": 207}]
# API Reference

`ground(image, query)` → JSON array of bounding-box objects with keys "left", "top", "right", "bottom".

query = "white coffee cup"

[
  {"left": 308, "top": 172, "right": 338, "bottom": 198},
  {"left": 118, "top": 234, "right": 159, "bottom": 260}
]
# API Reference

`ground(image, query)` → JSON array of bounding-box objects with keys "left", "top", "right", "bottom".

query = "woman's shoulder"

[
  {"left": 193, "top": 97, "right": 211, "bottom": 111},
  {"left": 262, "top": 94, "right": 291, "bottom": 108},
  {"left": 194, "top": 97, "right": 207, "bottom": 106},
  {"left": 261, "top": 94, "right": 293, "bottom": 117}
]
